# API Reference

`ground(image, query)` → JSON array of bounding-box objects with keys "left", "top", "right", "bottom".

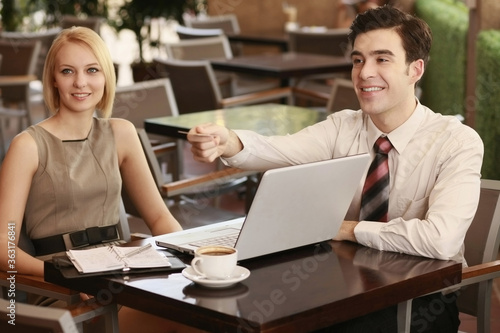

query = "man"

[{"left": 186, "top": 6, "right": 483, "bottom": 332}]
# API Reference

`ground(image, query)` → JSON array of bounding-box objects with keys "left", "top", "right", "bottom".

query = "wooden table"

[
  {"left": 45, "top": 239, "right": 462, "bottom": 332},
  {"left": 226, "top": 32, "right": 289, "bottom": 51},
  {"left": 0, "top": 74, "right": 37, "bottom": 86},
  {"left": 210, "top": 52, "right": 351, "bottom": 86},
  {"left": 144, "top": 103, "right": 326, "bottom": 140}
]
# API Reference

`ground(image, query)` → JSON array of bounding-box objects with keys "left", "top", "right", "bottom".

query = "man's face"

[{"left": 350, "top": 28, "right": 422, "bottom": 130}]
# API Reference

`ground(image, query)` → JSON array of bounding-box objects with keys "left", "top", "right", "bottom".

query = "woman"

[{"left": 0, "top": 27, "right": 198, "bottom": 332}]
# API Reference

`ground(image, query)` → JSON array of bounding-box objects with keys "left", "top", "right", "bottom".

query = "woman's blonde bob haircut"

[{"left": 43, "top": 26, "right": 116, "bottom": 118}]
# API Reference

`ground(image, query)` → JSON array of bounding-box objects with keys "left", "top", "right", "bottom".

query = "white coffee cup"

[{"left": 191, "top": 245, "right": 237, "bottom": 280}]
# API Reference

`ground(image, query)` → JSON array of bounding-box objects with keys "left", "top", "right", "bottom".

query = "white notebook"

[{"left": 67, "top": 244, "right": 171, "bottom": 273}]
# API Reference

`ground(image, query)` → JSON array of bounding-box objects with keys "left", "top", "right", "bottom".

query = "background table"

[
  {"left": 226, "top": 32, "right": 289, "bottom": 52},
  {"left": 144, "top": 103, "right": 326, "bottom": 139},
  {"left": 210, "top": 52, "right": 352, "bottom": 86},
  {"left": 45, "top": 239, "right": 462, "bottom": 332}
]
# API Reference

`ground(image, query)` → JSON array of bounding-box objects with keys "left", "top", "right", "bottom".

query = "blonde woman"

[{"left": 0, "top": 27, "right": 197, "bottom": 332}]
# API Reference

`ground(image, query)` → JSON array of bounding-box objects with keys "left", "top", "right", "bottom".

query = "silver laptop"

[{"left": 156, "top": 154, "right": 370, "bottom": 261}]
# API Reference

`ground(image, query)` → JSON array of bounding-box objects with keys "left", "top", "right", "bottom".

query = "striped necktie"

[{"left": 360, "top": 136, "right": 393, "bottom": 222}]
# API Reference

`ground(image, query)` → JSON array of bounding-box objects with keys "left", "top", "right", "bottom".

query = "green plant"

[
  {"left": 1, "top": 0, "right": 23, "bottom": 31},
  {"left": 475, "top": 30, "right": 500, "bottom": 180},
  {"left": 25, "top": 0, "right": 108, "bottom": 28},
  {"left": 112, "top": 0, "right": 198, "bottom": 63},
  {"left": 415, "top": 0, "right": 469, "bottom": 117}
]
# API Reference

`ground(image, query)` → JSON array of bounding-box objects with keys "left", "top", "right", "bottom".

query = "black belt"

[{"left": 32, "top": 224, "right": 119, "bottom": 256}]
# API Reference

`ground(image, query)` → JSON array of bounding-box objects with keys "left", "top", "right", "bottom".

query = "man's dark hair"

[{"left": 348, "top": 5, "right": 432, "bottom": 66}]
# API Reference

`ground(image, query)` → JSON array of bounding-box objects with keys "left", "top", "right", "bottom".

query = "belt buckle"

[
  {"left": 64, "top": 225, "right": 120, "bottom": 250},
  {"left": 86, "top": 226, "right": 102, "bottom": 245}
]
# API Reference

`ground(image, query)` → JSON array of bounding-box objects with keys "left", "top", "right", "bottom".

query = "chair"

[
  {"left": 175, "top": 25, "right": 224, "bottom": 40},
  {"left": 0, "top": 202, "right": 129, "bottom": 333},
  {"left": 0, "top": 102, "right": 31, "bottom": 161},
  {"left": 153, "top": 58, "right": 293, "bottom": 114},
  {"left": 287, "top": 28, "right": 351, "bottom": 58},
  {"left": 60, "top": 15, "right": 105, "bottom": 34},
  {"left": 113, "top": 78, "right": 181, "bottom": 180},
  {"left": 0, "top": 39, "right": 42, "bottom": 128},
  {"left": 165, "top": 35, "right": 232, "bottom": 61},
  {"left": 398, "top": 179, "right": 500, "bottom": 333},
  {"left": 184, "top": 14, "right": 242, "bottom": 56},
  {"left": 184, "top": 14, "right": 241, "bottom": 34},
  {"left": 326, "top": 78, "right": 359, "bottom": 112},
  {"left": 1, "top": 27, "right": 61, "bottom": 81},
  {"left": 0, "top": 298, "right": 79, "bottom": 333},
  {"left": 288, "top": 28, "right": 351, "bottom": 92},
  {"left": 293, "top": 78, "right": 359, "bottom": 113},
  {"left": 128, "top": 128, "right": 256, "bottom": 230},
  {"left": 164, "top": 35, "right": 279, "bottom": 97}
]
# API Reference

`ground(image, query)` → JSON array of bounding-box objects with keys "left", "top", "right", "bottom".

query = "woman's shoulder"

[
  {"left": 4, "top": 130, "right": 38, "bottom": 166},
  {"left": 106, "top": 118, "right": 138, "bottom": 147},
  {"left": 92, "top": 117, "right": 136, "bottom": 137},
  {"left": 12, "top": 130, "right": 37, "bottom": 148},
  {"left": 106, "top": 117, "right": 135, "bottom": 132}
]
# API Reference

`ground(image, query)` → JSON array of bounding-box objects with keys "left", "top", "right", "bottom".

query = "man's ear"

[{"left": 410, "top": 59, "right": 425, "bottom": 84}]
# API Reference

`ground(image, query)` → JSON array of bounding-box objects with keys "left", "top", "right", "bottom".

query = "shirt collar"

[{"left": 365, "top": 99, "right": 424, "bottom": 154}]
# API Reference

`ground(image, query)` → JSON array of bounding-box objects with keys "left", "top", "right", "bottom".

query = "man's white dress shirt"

[{"left": 223, "top": 102, "right": 484, "bottom": 264}]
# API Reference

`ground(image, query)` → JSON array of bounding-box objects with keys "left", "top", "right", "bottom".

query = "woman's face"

[{"left": 53, "top": 42, "right": 105, "bottom": 115}]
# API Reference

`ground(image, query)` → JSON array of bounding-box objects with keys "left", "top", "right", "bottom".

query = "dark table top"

[
  {"left": 45, "top": 239, "right": 462, "bottom": 332},
  {"left": 226, "top": 32, "right": 289, "bottom": 51},
  {"left": 209, "top": 52, "right": 352, "bottom": 79},
  {"left": 144, "top": 103, "right": 327, "bottom": 140}
]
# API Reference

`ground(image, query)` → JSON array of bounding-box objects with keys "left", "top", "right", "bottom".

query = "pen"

[{"left": 123, "top": 243, "right": 153, "bottom": 258}]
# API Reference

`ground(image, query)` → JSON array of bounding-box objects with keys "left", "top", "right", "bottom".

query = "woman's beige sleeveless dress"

[{"left": 23, "top": 118, "right": 122, "bottom": 245}]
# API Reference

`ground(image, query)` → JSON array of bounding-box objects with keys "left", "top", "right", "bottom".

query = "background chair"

[
  {"left": 184, "top": 14, "right": 242, "bottom": 56},
  {"left": 164, "top": 35, "right": 279, "bottom": 97},
  {"left": 325, "top": 78, "right": 359, "bottom": 113},
  {"left": 113, "top": 78, "right": 181, "bottom": 180},
  {"left": 184, "top": 14, "right": 241, "bottom": 34},
  {"left": 293, "top": 78, "right": 359, "bottom": 113},
  {"left": 165, "top": 35, "right": 232, "bottom": 61},
  {"left": 153, "top": 58, "right": 292, "bottom": 114},
  {"left": 1, "top": 27, "right": 61, "bottom": 81},
  {"left": 112, "top": 78, "right": 257, "bottom": 231},
  {"left": 0, "top": 103, "right": 30, "bottom": 161},
  {"left": 288, "top": 28, "right": 351, "bottom": 93},
  {"left": 124, "top": 128, "right": 256, "bottom": 232},
  {"left": 0, "top": 202, "right": 130, "bottom": 333},
  {"left": 175, "top": 25, "right": 224, "bottom": 40},
  {"left": 1, "top": 298, "right": 79, "bottom": 333},
  {"left": 0, "top": 39, "right": 42, "bottom": 129},
  {"left": 287, "top": 28, "right": 351, "bottom": 57},
  {"left": 457, "top": 179, "right": 500, "bottom": 333},
  {"left": 398, "top": 179, "right": 500, "bottom": 333}
]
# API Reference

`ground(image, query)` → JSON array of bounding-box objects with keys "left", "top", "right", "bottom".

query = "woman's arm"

[
  {"left": 0, "top": 132, "right": 44, "bottom": 276},
  {"left": 111, "top": 119, "right": 182, "bottom": 235}
]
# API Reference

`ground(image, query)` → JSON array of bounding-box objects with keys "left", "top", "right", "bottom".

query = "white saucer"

[{"left": 182, "top": 266, "right": 250, "bottom": 288}]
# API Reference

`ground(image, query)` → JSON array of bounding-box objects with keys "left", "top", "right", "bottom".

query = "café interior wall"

[{"left": 206, "top": 0, "right": 341, "bottom": 34}]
